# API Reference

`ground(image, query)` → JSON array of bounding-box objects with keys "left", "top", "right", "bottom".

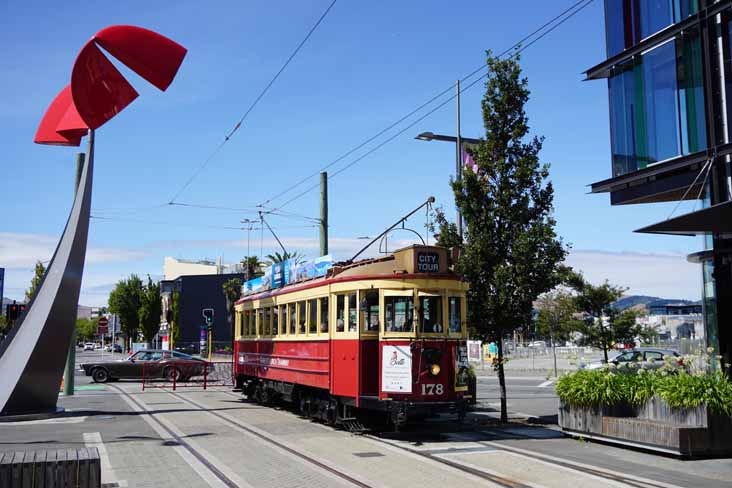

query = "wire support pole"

[
  {"left": 349, "top": 196, "right": 435, "bottom": 263},
  {"left": 455, "top": 79, "right": 463, "bottom": 239}
]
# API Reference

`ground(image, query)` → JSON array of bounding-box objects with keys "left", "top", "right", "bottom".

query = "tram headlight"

[{"left": 429, "top": 364, "right": 441, "bottom": 376}]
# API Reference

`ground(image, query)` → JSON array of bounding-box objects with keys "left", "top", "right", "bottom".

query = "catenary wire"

[
  {"left": 167, "top": 0, "right": 339, "bottom": 204},
  {"left": 258, "top": 0, "right": 596, "bottom": 208},
  {"left": 265, "top": 0, "right": 597, "bottom": 213}
]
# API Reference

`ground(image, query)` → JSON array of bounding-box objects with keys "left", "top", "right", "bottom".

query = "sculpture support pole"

[
  {"left": 0, "top": 130, "right": 93, "bottom": 415},
  {"left": 63, "top": 152, "right": 86, "bottom": 396}
]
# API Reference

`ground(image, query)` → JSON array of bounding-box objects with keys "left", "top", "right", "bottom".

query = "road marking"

[
  {"left": 2, "top": 416, "right": 88, "bottom": 425},
  {"left": 83, "top": 432, "right": 124, "bottom": 487},
  {"left": 537, "top": 380, "right": 554, "bottom": 388},
  {"left": 116, "top": 387, "right": 239, "bottom": 488}
]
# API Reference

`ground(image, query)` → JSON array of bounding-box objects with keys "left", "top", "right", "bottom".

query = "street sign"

[{"left": 97, "top": 316, "right": 109, "bottom": 335}]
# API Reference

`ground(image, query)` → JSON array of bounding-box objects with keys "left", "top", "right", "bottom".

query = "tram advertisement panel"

[
  {"left": 381, "top": 345, "right": 412, "bottom": 393},
  {"left": 454, "top": 344, "right": 469, "bottom": 392}
]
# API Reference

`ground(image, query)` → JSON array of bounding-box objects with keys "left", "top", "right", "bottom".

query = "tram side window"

[
  {"left": 273, "top": 306, "right": 279, "bottom": 336},
  {"left": 297, "top": 301, "right": 306, "bottom": 334},
  {"left": 243, "top": 311, "right": 251, "bottom": 336},
  {"left": 420, "top": 296, "right": 443, "bottom": 333},
  {"left": 308, "top": 299, "right": 317, "bottom": 334},
  {"left": 360, "top": 290, "right": 379, "bottom": 332},
  {"left": 289, "top": 303, "right": 296, "bottom": 335},
  {"left": 264, "top": 307, "right": 272, "bottom": 336},
  {"left": 257, "top": 308, "right": 264, "bottom": 336},
  {"left": 348, "top": 292, "right": 357, "bottom": 332},
  {"left": 448, "top": 297, "right": 462, "bottom": 333},
  {"left": 336, "top": 295, "right": 345, "bottom": 332},
  {"left": 385, "top": 296, "right": 414, "bottom": 332},
  {"left": 320, "top": 297, "right": 329, "bottom": 333}
]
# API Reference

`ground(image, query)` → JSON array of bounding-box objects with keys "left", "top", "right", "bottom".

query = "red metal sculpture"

[{"left": 35, "top": 25, "right": 187, "bottom": 143}]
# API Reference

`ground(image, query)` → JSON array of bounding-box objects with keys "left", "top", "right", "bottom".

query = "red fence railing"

[{"left": 142, "top": 360, "right": 233, "bottom": 391}]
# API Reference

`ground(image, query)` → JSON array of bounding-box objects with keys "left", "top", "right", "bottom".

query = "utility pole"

[
  {"left": 320, "top": 171, "right": 328, "bottom": 256},
  {"left": 63, "top": 151, "right": 86, "bottom": 396},
  {"left": 455, "top": 79, "right": 463, "bottom": 239}
]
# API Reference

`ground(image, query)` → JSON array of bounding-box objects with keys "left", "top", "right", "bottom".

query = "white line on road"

[
  {"left": 537, "top": 380, "right": 554, "bottom": 388},
  {"left": 83, "top": 432, "right": 123, "bottom": 487}
]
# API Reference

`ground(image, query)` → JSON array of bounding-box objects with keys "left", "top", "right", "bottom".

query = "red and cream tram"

[{"left": 233, "top": 245, "right": 470, "bottom": 427}]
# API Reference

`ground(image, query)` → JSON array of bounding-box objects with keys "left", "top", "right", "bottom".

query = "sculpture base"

[{"left": 0, "top": 407, "right": 66, "bottom": 423}]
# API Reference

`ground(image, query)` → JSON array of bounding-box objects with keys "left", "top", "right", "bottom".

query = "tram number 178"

[{"left": 421, "top": 383, "right": 444, "bottom": 395}]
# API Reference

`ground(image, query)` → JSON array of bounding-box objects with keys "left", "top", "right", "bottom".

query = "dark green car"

[{"left": 81, "top": 349, "right": 210, "bottom": 383}]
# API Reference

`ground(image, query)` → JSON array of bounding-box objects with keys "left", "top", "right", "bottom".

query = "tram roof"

[{"left": 235, "top": 244, "right": 461, "bottom": 304}]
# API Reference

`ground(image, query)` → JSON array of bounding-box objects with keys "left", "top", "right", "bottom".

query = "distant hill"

[{"left": 613, "top": 295, "right": 700, "bottom": 311}]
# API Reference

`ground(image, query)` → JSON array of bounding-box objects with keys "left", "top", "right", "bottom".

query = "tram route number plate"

[{"left": 381, "top": 345, "right": 412, "bottom": 393}]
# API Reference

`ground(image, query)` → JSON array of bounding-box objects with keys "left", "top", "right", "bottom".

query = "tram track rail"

[
  {"left": 113, "top": 384, "right": 687, "bottom": 488},
  {"left": 109, "top": 384, "right": 373, "bottom": 487}
]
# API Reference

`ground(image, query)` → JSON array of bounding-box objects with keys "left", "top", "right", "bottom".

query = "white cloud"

[
  {"left": 0, "top": 232, "right": 149, "bottom": 269},
  {"left": 565, "top": 249, "right": 701, "bottom": 300}
]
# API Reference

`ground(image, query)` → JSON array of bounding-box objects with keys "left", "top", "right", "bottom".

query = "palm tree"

[
  {"left": 240, "top": 256, "right": 264, "bottom": 280},
  {"left": 265, "top": 251, "right": 304, "bottom": 264}
]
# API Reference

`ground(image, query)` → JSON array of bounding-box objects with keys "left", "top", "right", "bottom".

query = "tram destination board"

[{"left": 416, "top": 251, "right": 440, "bottom": 273}]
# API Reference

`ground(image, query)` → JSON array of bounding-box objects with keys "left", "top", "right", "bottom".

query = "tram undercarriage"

[{"left": 237, "top": 375, "right": 467, "bottom": 430}]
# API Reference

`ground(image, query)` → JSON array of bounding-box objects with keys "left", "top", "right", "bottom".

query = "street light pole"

[{"left": 455, "top": 80, "right": 463, "bottom": 239}]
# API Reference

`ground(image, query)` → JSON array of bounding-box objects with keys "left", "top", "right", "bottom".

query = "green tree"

[
  {"left": 108, "top": 275, "right": 143, "bottom": 351},
  {"left": 75, "top": 318, "right": 97, "bottom": 341},
  {"left": 451, "top": 52, "right": 568, "bottom": 422},
  {"left": 25, "top": 260, "right": 46, "bottom": 301},
  {"left": 138, "top": 276, "right": 162, "bottom": 348},
  {"left": 169, "top": 290, "right": 180, "bottom": 348},
  {"left": 567, "top": 271, "right": 627, "bottom": 362},
  {"left": 222, "top": 277, "right": 243, "bottom": 348},
  {"left": 240, "top": 256, "right": 264, "bottom": 280},
  {"left": 536, "top": 290, "right": 581, "bottom": 377},
  {"left": 0, "top": 315, "right": 9, "bottom": 336},
  {"left": 266, "top": 251, "right": 303, "bottom": 264}
]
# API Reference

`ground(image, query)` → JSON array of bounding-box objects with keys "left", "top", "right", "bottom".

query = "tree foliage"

[
  {"left": 0, "top": 315, "right": 9, "bottom": 336},
  {"left": 535, "top": 289, "right": 581, "bottom": 343},
  {"left": 450, "top": 52, "right": 567, "bottom": 421},
  {"left": 240, "top": 256, "right": 264, "bottom": 280},
  {"left": 170, "top": 290, "right": 180, "bottom": 346},
  {"left": 138, "top": 276, "right": 162, "bottom": 347},
  {"left": 108, "top": 275, "right": 143, "bottom": 350},
  {"left": 266, "top": 251, "right": 303, "bottom": 264},
  {"left": 25, "top": 260, "right": 46, "bottom": 302},
  {"left": 75, "top": 318, "right": 97, "bottom": 341},
  {"left": 567, "top": 271, "right": 636, "bottom": 361},
  {"left": 222, "top": 277, "right": 243, "bottom": 341}
]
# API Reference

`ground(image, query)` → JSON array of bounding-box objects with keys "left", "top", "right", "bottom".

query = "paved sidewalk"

[{"left": 1, "top": 383, "right": 731, "bottom": 488}]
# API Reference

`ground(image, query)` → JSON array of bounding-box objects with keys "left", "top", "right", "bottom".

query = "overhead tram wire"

[
  {"left": 90, "top": 215, "right": 317, "bottom": 231},
  {"left": 265, "top": 0, "right": 597, "bottom": 214},
  {"left": 167, "top": 0, "right": 339, "bottom": 205},
  {"left": 258, "top": 0, "right": 597, "bottom": 209}
]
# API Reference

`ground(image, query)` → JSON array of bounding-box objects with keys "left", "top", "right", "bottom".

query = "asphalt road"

[{"left": 476, "top": 375, "right": 559, "bottom": 421}]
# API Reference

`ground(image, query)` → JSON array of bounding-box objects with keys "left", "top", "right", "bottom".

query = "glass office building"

[{"left": 589, "top": 0, "right": 732, "bottom": 369}]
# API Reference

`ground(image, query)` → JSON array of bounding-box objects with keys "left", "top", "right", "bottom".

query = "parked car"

[
  {"left": 581, "top": 348, "right": 680, "bottom": 370},
  {"left": 83, "top": 342, "right": 96, "bottom": 351},
  {"left": 81, "top": 349, "right": 211, "bottom": 383},
  {"left": 104, "top": 344, "right": 123, "bottom": 353}
]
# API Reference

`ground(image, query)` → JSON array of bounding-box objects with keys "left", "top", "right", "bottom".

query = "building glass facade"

[
  {"left": 594, "top": 0, "right": 732, "bottom": 370},
  {"left": 606, "top": 0, "right": 699, "bottom": 57},
  {"left": 608, "top": 31, "right": 707, "bottom": 176}
]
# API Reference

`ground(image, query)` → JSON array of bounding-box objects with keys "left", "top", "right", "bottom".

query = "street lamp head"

[{"left": 415, "top": 131, "right": 435, "bottom": 141}]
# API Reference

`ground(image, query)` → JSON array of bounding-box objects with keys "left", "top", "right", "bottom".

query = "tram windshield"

[
  {"left": 385, "top": 296, "right": 414, "bottom": 332},
  {"left": 420, "top": 295, "right": 443, "bottom": 333}
]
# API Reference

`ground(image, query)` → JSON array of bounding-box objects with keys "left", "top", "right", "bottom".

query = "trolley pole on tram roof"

[{"left": 320, "top": 171, "right": 328, "bottom": 256}]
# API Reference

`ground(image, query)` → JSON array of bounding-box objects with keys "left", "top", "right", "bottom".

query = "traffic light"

[{"left": 202, "top": 308, "right": 214, "bottom": 324}]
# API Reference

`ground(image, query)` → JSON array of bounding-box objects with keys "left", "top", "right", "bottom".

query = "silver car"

[{"left": 582, "top": 348, "right": 680, "bottom": 370}]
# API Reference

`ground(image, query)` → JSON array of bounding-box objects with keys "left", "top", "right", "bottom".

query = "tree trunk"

[
  {"left": 551, "top": 332, "right": 558, "bottom": 378},
  {"left": 497, "top": 339, "right": 508, "bottom": 423}
]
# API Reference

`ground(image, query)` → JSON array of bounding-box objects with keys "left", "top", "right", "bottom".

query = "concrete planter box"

[{"left": 559, "top": 397, "right": 732, "bottom": 457}]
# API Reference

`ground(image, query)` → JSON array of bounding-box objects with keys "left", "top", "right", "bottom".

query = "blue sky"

[{"left": 0, "top": 0, "right": 704, "bottom": 305}]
